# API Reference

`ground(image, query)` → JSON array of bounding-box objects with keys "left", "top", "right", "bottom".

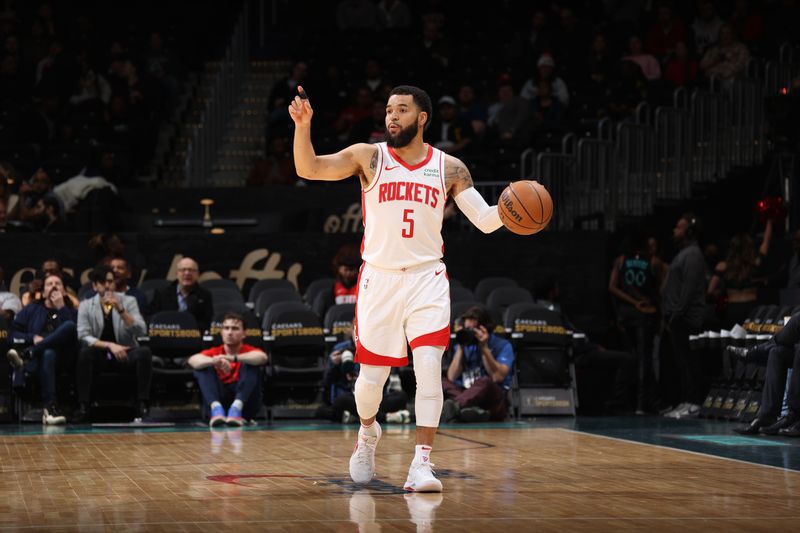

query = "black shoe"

[
  {"left": 6, "top": 347, "right": 32, "bottom": 369},
  {"left": 733, "top": 415, "right": 776, "bottom": 435},
  {"left": 726, "top": 340, "right": 776, "bottom": 363},
  {"left": 459, "top": 406, "right": 491, "bottom": 423},
  {"left": 760, "top": 411, "right": 798, "bottom": 435},
  {"left": 778, "top": 420, "right": 800, "bottom": 437},
  {"left": 439, "top": 399, "right": 460, "bottom": 424},
  {"left": 72, "top": 403, "right": 91, "bottom": 424}
]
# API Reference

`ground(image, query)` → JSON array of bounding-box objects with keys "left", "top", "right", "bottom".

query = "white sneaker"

[
  {"left": 42, "top": 406, "right": 66, "bottom": 425},
  {"left": 386, "top": 409, "right": 411, "bottom": 424},
  {"left": 662, "top": 402, "right": 687, "bottom": 418},
  {"left": 404, "top": 459, "right": 443, "bottom": 492},
  {"left": 674, "top": 403, "right": 700, "bottom": 419},
  {"left": 349, "top": 423, "right": 381, "bottom": 483}
]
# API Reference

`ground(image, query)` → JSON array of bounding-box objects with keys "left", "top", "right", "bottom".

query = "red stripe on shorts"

[
  {"left": 409, "top": 324, "right": 451, "bottom": 350},
  {"left": 355, "top": 337, "right": 408, "bottom": 367}
]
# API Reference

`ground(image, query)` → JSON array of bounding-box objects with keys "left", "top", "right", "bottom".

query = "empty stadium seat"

[
  {"left": 323, "top": 303, "right": 355, "bottom": 345},
  {"left": 303, "top": 278, "right": 335, "bottom": 306},
  {"left": 255, "top": 288, "right": 303, "bottom": 318},
  {"left": 474, "top": 276, "right": 518, "bottom": 303},
  {"left": 248, "top": 279, "right": 296, "bottom": 305},
  {"left": 200, "top": 278, "right": 240, "bottom": 292},
  {"left": 486, "top": 286, "right": 533, "bottom": 323},
  {"left": 451, "top": 286, "right": 476, "bottom": 304}
]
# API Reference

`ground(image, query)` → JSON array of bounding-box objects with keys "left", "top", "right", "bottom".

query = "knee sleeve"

[
  {"left": 413, "top": 346, "right": 444, "bottom": 427},
  {"left": 354, "top": 364, "right": 390, "bottom": 420}
]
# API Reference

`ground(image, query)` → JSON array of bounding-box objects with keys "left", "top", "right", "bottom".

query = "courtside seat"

[
  {"left": 474, "top": 276, "right": 518, "bottom": 303},
  {"left": 138, "top": 279, "right": 171, "bottom": 310},
  {"left": 248, "top": 279, "right": 296, "bottom": 306},
  {"left": 451, "top": 286, "right": 476, "bottom": 304},
  {"left": 486, "top": 287, "right": 533, "bottom": 329},
  {"left": 303, "top": 278, "right": 335, "bottom": 306},
  {"left": 323, "top": 303, "right": 355, "bottom": 347},
  {"left": 255, "top": 288, "right": 303, "bottom": 318}
]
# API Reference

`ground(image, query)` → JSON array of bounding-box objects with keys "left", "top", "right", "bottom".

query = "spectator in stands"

[
  {"left": 699, "top": 24, "right": 750, "bottom": 84},
  {"left": 12, "top": 167, "right": 54, "bottom": 224},
  {"left": 522, "top": 10, "right": 552, "bottom": 62},
  {"left": 246, "top": 136, "right": 296, "bottom": 186},
  {"left": 729, "top": 312, "right": 800, "bottom": 437},
  {"left": 623, "top": 35, "right": 661, "bottom": 81},
  {"left": 691, "top": 0, "right": 723, "bottom": 56},
  {"left": 441, "top": 306, "right": 514, "bottom": 422},
  {"left": 337, "top": 0, "right": 382, "bottom": 31},
  {"left": 7, "top": 272, "right": 77, "bottom": 425},
  {"left": 21, "top": 258, "right": 79, "bottom": 307},
  {"left": 318, "top": 332, "right": 409, "bottom": 424},
  {"left": 188, "top": 312, "right": 267, "bottom": 427},
  {"left": 663, "top": 41, "right": 699, "bottom": 87},
  {"left": 88, "top": 233, "right": 126, "bottom": 265},
  {"left": 414, "top": 18, "right": 450, "bottom": 71},
  {"left": 530, "top": 80, "right": 565, "bottom": 134},
  {"left": 456, "top": 83, "right": 487, "bottom": 139},
  {"left": 29, "top": 194, "right": 66, "bottom": 232},
  {"left": 361, "top": 58, "right": 388, "bottom": 99},
  {"left": 585, "top": 32, "right": 616, "bottom": 98},
  {"left": 707, "top": 219, "right": 773, "bottom": 329},
  {"left": 69, "top": 49, "right": 111, "bottom": 112},
  {"left": 645, "top": 3, "right": 687, "bottom": 62},
  {"left": 551, "top": 7, "right": 590, "bottom": 81},
  {"left": 426, "top": 95, "right": 475, "bottom": 155},
  {"left": 730, "top": 0, "right": 764, "bottom": 47},
  {"left": 348, "top": 101, "right": 387, "bottom": 145},
  {"left": 487, "top": 78, "right": 532, "bottom": 148},
  {"left": 335, "top": 86, "right": 374, "bottom": 143},
  {"left": 0, "top": 266, "right": 22, "bottom": 322},
  {"left": 152, "top": 257, "right": 213, "bottom": 331},
  {"left": 85, "top": 257, "right": 148, "bottom": 317},
  {"left": 378, "top": 0, "right": 411, "bottom": 29},
  {"left": 267, "top": 60, "right": 309, "bottom": 136},
  {"left": 605, "top": 60, "right": 648, "bottom": 120},
  {"left": 661, "top": 213, "right": 708, "bottom": 419},
  {"left": 786, "top": 230, "right": 800, "bottom": 289},
  {"left": 520, "top": 53, "right": 569, "bottom": 107},
  {"left": 75, "top": 265, "right": 151, "bottom": 422},
  {"left": 333, "top": 244, "right": 361, "bottom": 306},
  {"left": 608, "top": 230, "right": 660, "bottom": 414}
]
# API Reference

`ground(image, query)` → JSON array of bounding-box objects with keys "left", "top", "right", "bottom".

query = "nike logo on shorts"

[{"left": 434, "top": 268, "right": 445, "bottom": 276}]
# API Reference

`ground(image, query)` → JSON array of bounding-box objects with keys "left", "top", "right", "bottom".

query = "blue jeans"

[
  {"left": 21, "top": 321, "right": 77, "bottom": 405},
  {"left": 194, "top": 364, "right": 262, "bottom": 419}
]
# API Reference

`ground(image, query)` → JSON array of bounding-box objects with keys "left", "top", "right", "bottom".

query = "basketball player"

[{"left": 289, "top": 85, "right": 504, "bottom": 492}]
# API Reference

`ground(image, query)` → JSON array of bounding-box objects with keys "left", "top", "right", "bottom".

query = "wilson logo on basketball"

[{"left": 501, "top": 193, "right": 523, "bottom": 223}]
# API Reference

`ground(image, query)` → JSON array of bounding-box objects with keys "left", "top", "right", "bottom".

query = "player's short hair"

[{"left": 389, "top": 85, "right": 433, "bottom": 127}]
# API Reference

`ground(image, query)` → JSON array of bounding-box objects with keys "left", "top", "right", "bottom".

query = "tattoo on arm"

[
  {"left": 369, "top": 148, "right": 378, "bottom": 174},
  {"left": 445, "top": 159, "right": 474, "bottom": 194}
]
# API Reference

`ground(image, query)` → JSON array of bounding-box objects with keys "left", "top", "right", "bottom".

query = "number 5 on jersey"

[{"left": 402, "top": 209, "right": 414, "bottom": 238}]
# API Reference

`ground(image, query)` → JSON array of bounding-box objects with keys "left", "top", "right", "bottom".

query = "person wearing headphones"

[{"left": 661, "top": 213, "right": 708, "bottom": 419}]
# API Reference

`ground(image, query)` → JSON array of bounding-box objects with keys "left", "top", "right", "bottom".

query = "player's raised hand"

[{"left": 288, "top": 85, "right": 313, "bottom": 126}]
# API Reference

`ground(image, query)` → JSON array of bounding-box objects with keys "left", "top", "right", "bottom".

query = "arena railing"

[{"left": 184, "top": 3, "right": 249, "bottom": 186}]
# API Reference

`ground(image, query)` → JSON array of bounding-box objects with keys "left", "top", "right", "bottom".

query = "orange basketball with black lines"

[{"left": 497, "top": 180, "right": 553, "bottom": 235}]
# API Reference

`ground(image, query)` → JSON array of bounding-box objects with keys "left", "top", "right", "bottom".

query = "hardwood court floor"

[{"left": 0, "top": 419, "right": 799, "bottom": 531}]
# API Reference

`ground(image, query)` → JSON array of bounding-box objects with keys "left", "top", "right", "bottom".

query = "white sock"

[
  {"left": 414, "top": 444, "right": 432, "bottom": 464},
  {"left": 232, "top": 399, "right": 244, "bottom": 410},
  {"left": 361, "top": 421, "right": 379, "bottom": 437},
  {"left": 211, "top": 401, "right": 222, "bottom": 411}
]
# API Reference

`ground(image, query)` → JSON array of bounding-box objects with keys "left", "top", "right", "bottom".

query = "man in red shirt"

[
  {"left": 332, "top": 244, "right": 360, "bottom": 305},
  {"left": 188, "top": 313, "right": 267, "bottom": 427}
]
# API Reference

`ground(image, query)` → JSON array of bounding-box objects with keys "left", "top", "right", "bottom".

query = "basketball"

[{"left": 497, "top": 180, "right": 553, "bottom": 235}]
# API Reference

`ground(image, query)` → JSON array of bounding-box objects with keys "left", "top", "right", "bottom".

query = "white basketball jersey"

[{"left": 361, "top": 143, "right": 446, "bottom": 269}]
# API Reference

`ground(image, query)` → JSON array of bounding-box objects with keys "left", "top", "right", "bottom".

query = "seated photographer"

[
  {"left": 187, "top": 312, "right": 267, "bottom": 427},
  {"left": 441, "top": 306, "right": 515, "bottom": 423},
  {"left": 317, "top": 333, "right": 410, "bottom": 424}
]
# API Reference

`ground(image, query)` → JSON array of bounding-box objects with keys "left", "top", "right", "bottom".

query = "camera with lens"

[
  {"left": 454, "top": 327, "right": 478, "bottom": 346},
  {"left": 340, "top": 349, "right": 356, "bottom": 374}
]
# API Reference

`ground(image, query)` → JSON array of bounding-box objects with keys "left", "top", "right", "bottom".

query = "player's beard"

[{"left": 384, "top": 120, "right": 419, "bottom": 148}]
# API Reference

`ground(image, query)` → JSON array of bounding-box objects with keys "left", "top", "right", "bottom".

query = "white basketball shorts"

[{"left": 353, "top": 260, "right": 451, "bottom": 367}]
